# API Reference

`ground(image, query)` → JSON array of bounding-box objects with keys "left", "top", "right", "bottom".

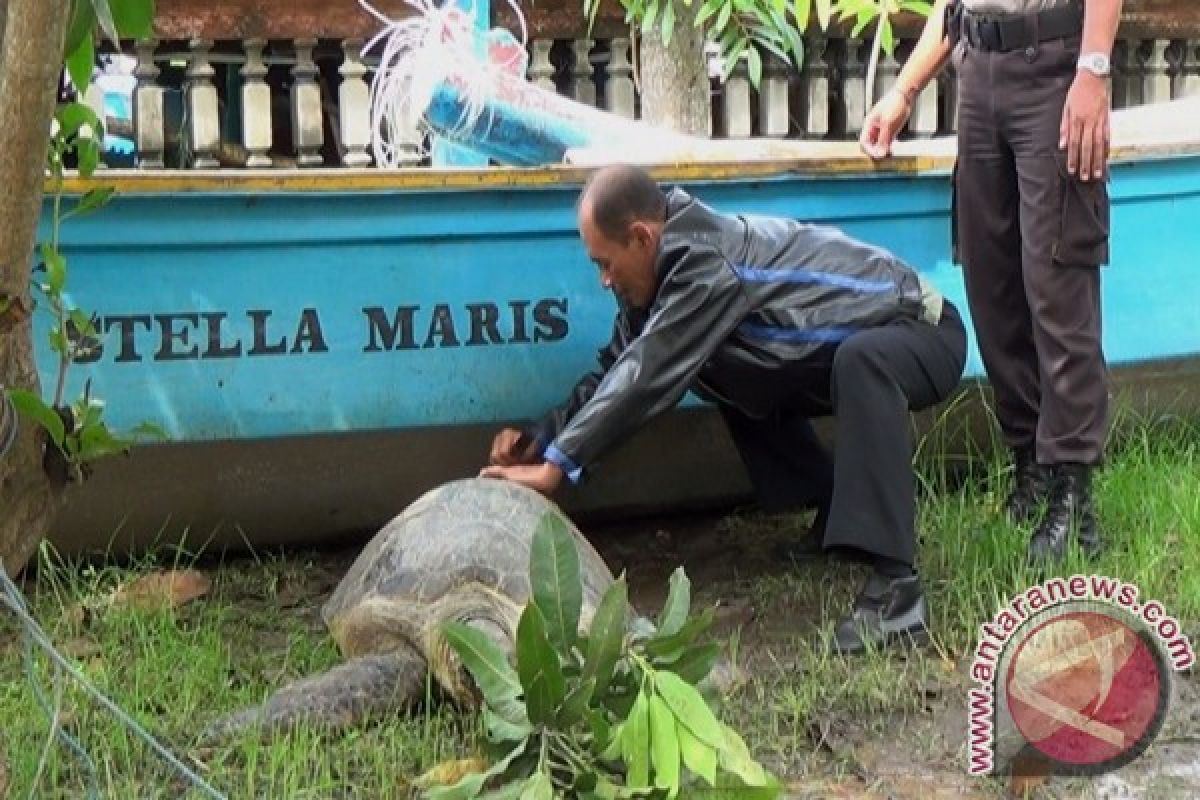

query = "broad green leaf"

[
  {"left": 747, "top": 47, "right": 763, "bottom": 88},
  {"left": 620, "top": 691, "right": 650, "bottom": 787},
  {"left": 475, "top": 778, "right": 529, "bottom": 800},
  {"left": 793, "top": 0, "right": 811, "bottom": 31},
  {"left": 599, "top": 717, "right": 623, "bottom": 761},
  {"left": 716, "top": 726, "right": 774, "bottom": 788},
  {"left": 444, "top": 622, "right": 524, "bottom": 716},
  {"left": 900, "top": 0, "right": 933, "bottom": 16},
  {"left": 656, "top": 568, "right": 690, "bottom": 637},
  {"left": 645, "top": 608, "right": 714, "bottom": 662},
  {"left": 77, "top": 421, "right": 130, "bottom": 461},
  {"left": 90, "top": 0, "right": 120, "bottom": 45},
  {"left": 816, "top": 0, "right": 834, "bottom": 28},
  {"left": 676, "top": 721, "right": 717, "bottom": 786},
  {"left": 129, "top": 421, "right": 169, "bottom": 440},
  {"left": 696, "top": 0, "right": 725, "bottom": 27},
  {"left": 56, "top": 103, "right": 102, "bottom": 140},
  {"left": 715, "top": 0, "right": 733, "bottom": 34},
  {"left": 424, "top": 741, "right": 528, "bottom": 800},
  {"left": 76, "top": 138, "right": 101, "bottom": 177},
  {"left": 660, "top": 0, "right": 676, "bottom": 47},
  {"left": 648, "top": 695, "right": 680, "bottom": 791},
  {"left": 880, "top": 18, "right": 896, "bottom": 56},
  {"left": 583, "top": 577, "right": 627, "bottom": 697},
  {"left": 653, "top": 671, "right": 723, "bottom": 748},
  {"left": 641, "top": 0, "right": 661, "bottom": 35},
  {"left": 588, "top": 708, "right": 613, "bottom": 755},
  {"left": 67, "top": 309, "right": 98, "bottom": 340},
  {"left": 6, "top": 389, "right": 65, "bottom": 447},
  {"left": 557, "top": 676, "right": 596, "bottom": 727},
  {"left": 518, "top": 771, "right": 553, "bottom": 800},
  {"left": 64, "top": 1, "right": 98, "bottom": 59},
  {"left": 40, "top": 245, "right": 67, "bottom": 295},
  {"left": 74, "top": 187, "right": 116, "bottom": 216},
  {"left": 515, "top": 603, "right": 565, "bottom": 725},
  {"left": 484, "top": 706, "right": 533, "bottom": 743},
  {"left": 65, "top": 36, "right": 96, "bottom": 96},
  {"left": 111, "top": 0, "right": 155, "bottom": 38},
  {"left": 530, "top": 512, "right": 582, "bottom": 654},
  {"left": 664, "top": 642, "right": 721, "bottom": 685}
]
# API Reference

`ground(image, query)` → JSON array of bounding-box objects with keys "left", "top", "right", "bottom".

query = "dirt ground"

[{"left": 586, "top": 509, "right": 1200, "bottom": 800}]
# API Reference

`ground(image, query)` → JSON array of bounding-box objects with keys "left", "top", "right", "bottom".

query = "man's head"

[{"left": 577, "top": 165, "right": 667, "bottom": 309}]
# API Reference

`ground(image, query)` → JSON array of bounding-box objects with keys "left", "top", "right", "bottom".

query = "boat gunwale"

[{"left": 50, "top": 140, "right": 1200, "bottom": 195}]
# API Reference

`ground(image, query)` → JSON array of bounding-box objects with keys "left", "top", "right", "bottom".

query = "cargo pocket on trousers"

[{"left": 1052, "top": 153, "right": 1110, "bottom": 267}]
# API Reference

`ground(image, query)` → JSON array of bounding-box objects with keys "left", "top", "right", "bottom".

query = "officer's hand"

[
  {"left": 479, "top": 462, "right": 564, "bottom": 496},
  {"left": 860, "top": 88, "right": 912, "bottom": 160},
  {"left": 488, "top": 427, "right": 541, "bottom": 466},
  {"left": 1059, "top": 70, "right": 1111, "bottom": 182}
]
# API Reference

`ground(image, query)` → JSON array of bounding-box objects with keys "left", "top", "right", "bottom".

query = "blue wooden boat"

[{"left": 35, "top": 97, "right": 1200, "bottom": 554}]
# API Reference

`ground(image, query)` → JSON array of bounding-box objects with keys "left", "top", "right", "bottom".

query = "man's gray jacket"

[{"left": 532, "top": 188, "right": 943, "bottom": 483}]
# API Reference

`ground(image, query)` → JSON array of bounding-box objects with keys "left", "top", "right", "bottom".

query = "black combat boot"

[
  {"left": 832, "top": 572, "right": 930, "bottom": 654},
  {"left": 1028, "top": 464, "right": 1103, "bottom": 564},
  {"left": 1006, "top": 449, "right": 1053, "bottom": 524}
]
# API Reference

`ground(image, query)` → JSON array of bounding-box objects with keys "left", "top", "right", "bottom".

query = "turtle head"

[{"left": 425, "top": 588, "right": 522, "bottom": 706}]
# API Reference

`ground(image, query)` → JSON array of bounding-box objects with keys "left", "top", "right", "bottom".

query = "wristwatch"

[{"left": 1077, "top": 52, "right": 1111, "bottom": 77}]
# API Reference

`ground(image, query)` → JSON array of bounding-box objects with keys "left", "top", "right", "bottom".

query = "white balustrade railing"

[{"left": 89, "top": 32, "right": 1200, "bottom": 170}]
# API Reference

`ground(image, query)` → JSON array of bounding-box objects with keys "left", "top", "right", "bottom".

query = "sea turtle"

[{"left": 204, "top": 477, "right": 615, "bottom": 740}]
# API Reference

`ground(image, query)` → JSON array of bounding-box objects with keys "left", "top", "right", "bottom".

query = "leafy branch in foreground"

[{"left": 426, "top": 512, "right": 778, "bottom": 800}]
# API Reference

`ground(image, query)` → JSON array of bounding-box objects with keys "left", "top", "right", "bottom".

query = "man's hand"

[
  {"left": 479, "top": 462, "right": 564, "bottom": 496},
  {"left": 488, "top": 427, "right": 542, "bottom": 466},
  {"left": 1059, "top": 70, "right": 1111, "bottom": 182},
  {"left": 860, "top": 88, "right": 913, "bottom": 161}
]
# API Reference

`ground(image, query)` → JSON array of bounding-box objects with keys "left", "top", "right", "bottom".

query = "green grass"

[{"left": 1, "top": 412, "right": 1197, "bottom": 798}]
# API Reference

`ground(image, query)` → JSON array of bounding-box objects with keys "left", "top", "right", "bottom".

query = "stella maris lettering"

[{"left": 68, "top": 298, "right": 570, "bottom": 364}]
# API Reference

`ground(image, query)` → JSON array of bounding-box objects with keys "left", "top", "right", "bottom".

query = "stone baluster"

[
  {"left": 338, "top": 39, "right": 373, "bottom": 166},
  {"left": 185, "top": 39, "right": 220, "bottom": 168},
  {"left": 840, "top": 39, "right": 867, "bottom": 139},
  {"left": 240, "top": 38, "right": 273, "bottom": 167},
  {"left": 83, "top": 83, "right": 108, "bottom": 169},
  {"left": 605, "top": 38, "right": 636, "bottom": 118},
  {"left": 798, "top": 36, "right": 829, "bottom": 139},
  {"left": 133, "top": 39, "right": 165, "bottom": 169},
  {"left": 757, "top": 52, "right": 790, "bottom": 137},
  {"left": 1143, "top": 38, "right": 1172, "bottom": 105},
  {"left": 873, "top": 47, "right": 900, "bottom": 108},
  {"left": 722, "top": 55, "right": 752, "bottom": 138},
  {"left": 1182, "top": 41, "right": 1200, "bottom": 97},
  {"left": 291, "top": 38, "right": 325, "bottom": 167},
  {"left": 529, "top": 39, "right": 556, "bottom": 92},
  {"left": 571, "top": 38, "right": 597, "bottom": 106},
  {"left": 1111, "top": 39, "right": 1140, "bottom": 109}
]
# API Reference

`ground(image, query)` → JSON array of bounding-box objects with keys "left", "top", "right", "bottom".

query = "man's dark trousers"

[
  {"left": 954, "top": 31, "right": 1110, "bottom": 466},
  {"left": 723, "top": 303, "right": 967, "bottom": 566}
]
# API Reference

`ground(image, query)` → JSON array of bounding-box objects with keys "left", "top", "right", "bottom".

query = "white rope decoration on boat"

[{"left": 358, "top": 0, "right": 529, "bottom": 167}]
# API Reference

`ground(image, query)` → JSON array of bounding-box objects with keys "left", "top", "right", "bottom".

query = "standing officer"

[
  {"left": 860, "top": 0, "right": 1121, "bottom": 562},
  {"left": 482, "top": 165, "right": 967, "bottom": 654}
]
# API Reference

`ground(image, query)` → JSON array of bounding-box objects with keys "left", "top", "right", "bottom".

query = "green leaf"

[
  {"left": 518, "top": 771, "right": 553, "bottom": 800},
  {"left": 793, "top": 0, "right": 811, "bottom": 31},
  {"left": 424, "top": 741, "right": 528, "bottom": 800},
  {"left": 660, "top": 0, "right": 676, "bottom": 46},
  {"left": 815, "top": 0, "right": 834, "bottom": 28},
  {"left": 664, "top": 642, "right": 721, "bottom": 685},
  {"left": 6, "top": 389, "right": 65, "bottom": 447},
  {"left": 900, "top": 0, "right": 933, "bottom": 16},
  {"left": 641, "top": 0, "right": 661, "bottom": 35},
  {"left": 648, "top": 694, "right": 680, "bottom": 791},
  {"left": 515, "top": 603, "right": 565, "bottom": 726},
  {"left": 646, "top": 607, "right": 714, "bottom": 662},
  {"left": 90, "top": 0, "right": 120, "bottom": 45},
  {"left": 65, "top": 35, "right": 96, "bottom": 94},
  {"left": 74, "top": 187, "right": 116, "bottom": 216},
  {"left": 715, "top": 726, "right": 775, "bottom": 788},
  {"left": 56, "top": 103, "right": 101, "bottom": 141},
  {"left": 620, "top": 691, "right": 650, "bottom": 787},
  {"left": 696, "top": 0, "right": 725, "bottom": 27},
  {"left": 484, "top": 706, "right": 533, "bottom": 743},
  {"left": 715, "top": 0, "right": 733, "bottom": 34},
  {"left": 111, "top": 0, "right": 155, "bottom": 38},
  {"left": 40, "top": 245, "right": 67, "bottom": 296},
  {"left": 747, "top": 47, "right": 763, "bottom": 88},
  {"left": 530, "top": 511, "right": 583, "bottom": 655},
  {"left": 64, "top": 1, "right": 98, "bottom": 59},
  {"left": 129, "top": 421, "right": 169, "bottom": 441},
  {"left": 676, "top": 721, "right": 717, "bottom": 786},
  {"left": 557, "top": 676, "right": 596, "bottom": 727},
  {"left": 444, "top": 622, "right": 524, "bottom": 716},
  {"left": 652, "top": 671, "right": 723, "bottom": 749},
  {"left": 880, "top": 18, "right": 896, "bottom": 56},
  {"left": 656, "top": 568, "right": 691, "bottom": 637},
  {"left": 583, "top": 577, "right": 627, "bottom": 697},
  {"left": 76, "top": 137, "right": 101, "bottom": 177},
  {"left": 77, "top": 420, "right": 131, "bottom": 461}
]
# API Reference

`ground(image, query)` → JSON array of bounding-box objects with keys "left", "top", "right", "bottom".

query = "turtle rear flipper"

[{"left": 200, "top": 650, "right": 428, "bottom": 743}]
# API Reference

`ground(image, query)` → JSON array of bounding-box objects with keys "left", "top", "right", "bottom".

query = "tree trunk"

[
  {"left": 0, "top": 0, "right": 69, "bottom": 578},
  {"left": 637, "top": 4, "right": 711, "bottom": 136}
]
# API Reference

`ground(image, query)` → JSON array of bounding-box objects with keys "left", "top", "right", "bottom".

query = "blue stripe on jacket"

[{"left": 732, "top": 265, "right": 895, "bottom": 293}]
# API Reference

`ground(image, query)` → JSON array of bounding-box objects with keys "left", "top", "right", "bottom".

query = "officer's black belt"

[{"left": 956, "top": 1, "right": 1084, "bottom": 52}]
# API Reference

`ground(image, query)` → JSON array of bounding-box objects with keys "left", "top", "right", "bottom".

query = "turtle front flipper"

[{"left": 200, "top": 649, "right": 428, "bottom": 743}]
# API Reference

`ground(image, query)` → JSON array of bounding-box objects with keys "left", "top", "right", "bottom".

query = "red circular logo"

[{"left": 1004, "top": 607, "right": 1170, "bottom": 774}]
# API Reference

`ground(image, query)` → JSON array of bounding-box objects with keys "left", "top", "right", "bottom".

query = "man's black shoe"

[
  {"left": 1028, "top": 464, "right": 1103, "bottom": 564},
  {"left": 1006, "top": 449, "right": 1053, "bottom": 524},
  {"left": 832, "top": 573, "right": 930, "bottom": 655}
]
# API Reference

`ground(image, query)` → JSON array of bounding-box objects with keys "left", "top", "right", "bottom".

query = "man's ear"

[{"left": 629, "top": 221, "right": 656, "bottom": 250}]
